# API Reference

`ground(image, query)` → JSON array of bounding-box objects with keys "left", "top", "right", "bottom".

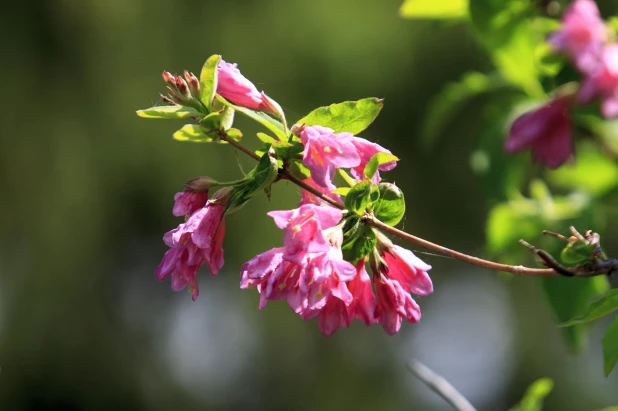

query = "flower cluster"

[
  {"left": 143, "top": 54, "right": 433, "bottom": 336},
  {"left": 504, "top": 0, "right": 616, "bottom": 168}
]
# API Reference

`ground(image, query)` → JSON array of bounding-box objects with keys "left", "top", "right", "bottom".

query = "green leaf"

[
  {"left": 344, "top": 180, "right": 378, "bottom": 216},
  {"left": 199, "top": 54, "right": 221, "bottom": 111},
  {"left": 509, "top": 378, "right": 554, "bottom": 411},
  {"left": 363, "top": 153, "right": 399, "bottom": 180},
  {"left": 560, "top": 289, "right": 618, "bottom": 327},
  {"left": 287, "top": 160, "right": 312, "bottom": 180},
  {"left": 216, "top": 95, "right": 287, "bottom": 141},
  {"left": 136, "top": 105, "right": 202, "bottom": 119},
  {"left": 421, "top": 71, "right": 510, "bottom": 149},
  {"left": 486, "top": 203, "right": 540, "bottom": 255},
  {"left": 296, "top": 98, "right": 383, "bottom": 134},
  {"left": 560, "top": 240, "right": 596, "bottom": 266},
  {"left": 332, "top": 187, "right": 351, "bottom": 196},
  {"left": 542, "top": 276, "right": 609, "bottom": 352},
  {"left": 342, "top": 225, "right": 377, "bottom": 263},
  {"left": 251, "top": 147, "right": 279, "bottom": 193},
  {"left": 603, "top": 317, "right": 618, "bottom": 376},
  {"left": 173, "top": 124, "right": 220, "bottom": 143},
  {"left": 547, "top": 143, "right": 618, "bottom": 197},
  {"left": 219, "top": 105, "right": 235, "bottom": 130},
  {"left": 374, "top": 183, "right": 405, "bottom": 226},
  {"left": 399, "top": 0, "right": 468, "bottom": 19}
]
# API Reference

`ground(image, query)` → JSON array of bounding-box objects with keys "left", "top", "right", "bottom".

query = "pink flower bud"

[
  {"left": 184, "top": 70, "right": 200, "bottom": 97},
  {"left": 216, "top": 60, "right": 266, "bottom": 110}
]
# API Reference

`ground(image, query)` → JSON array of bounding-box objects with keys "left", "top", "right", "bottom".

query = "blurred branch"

[{"left": 406, "top": 359, "right": 477, "bottom": 411}]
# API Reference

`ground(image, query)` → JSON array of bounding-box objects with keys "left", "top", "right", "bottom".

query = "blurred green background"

[{"left": 1, "top": 0, "right": 618, "bottom": 410}]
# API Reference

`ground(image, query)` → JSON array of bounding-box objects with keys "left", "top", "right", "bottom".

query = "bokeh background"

[{"left": 2, "top": 0, "right": 618, "bottom": 410}]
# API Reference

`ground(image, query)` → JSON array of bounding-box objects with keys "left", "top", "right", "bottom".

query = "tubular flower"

[
  {"left": 504, "top": 97, "right": 574, "bottom": 168},
  {"left": 156, "top": 195, "right": 226, "bottom": 300},
  {"left": 299, "top": 126, "right": 361, "bottom": 188},
  {"left": 548, "top": 0, "right": 607, "bottom": 73},
  {"left": 579, "top": 45, "right": 618, "bottom": 118},
  {"left": 172, "top": 190, "right": 208, "bottom": 217},
  {"left": 217, "top": 59, "right": 278, "bottom": 113},
  {"left": 372, "top": 245, "right": 432, "bottom": 335}
]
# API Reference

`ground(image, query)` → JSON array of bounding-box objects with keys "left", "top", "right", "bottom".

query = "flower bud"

[
  {"left": 162, "top": 71, "right": 176, "bottom": 88},
  {"left": 291, "top": 123, "right": 306, "bottom": 137},
  {"left": 184, "top": 176, "right": 218, "bottom": 193},
  {"left": 260, "top": 92, "right": 285, "bottom": 118},
  {"left": 211, "top": 186, "right": 235, "bottom": 205},
  {"left": 175, "top": 75, "right": 191, "bottom": 98},
  {"left": 374, "top": 229, "right": 394, "bottom": 253},
  {"left": 184, "top": 70, "right": 200, "bottom": 97}
]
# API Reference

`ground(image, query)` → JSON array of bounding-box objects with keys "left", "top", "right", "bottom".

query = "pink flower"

[
  {"left": 299, "top": 177, "right": 342, "bottom": 207},
  {"left": 548, "top": 0, "right": 607, "bottom": 73},
  {"left": 381, "top": 245, "right": 433, "bottom": 296},
  {"left": 267, "top": 204, "right": 343, "bottom": 258},
  {"left": 345, "top": 261, "right": 377, "bottom": 326},
  {"left": 504, "top": 97, "right": 574, "bottom": 168},
  {"left": 349, "top": 138, "right": 397, "bottom": 182},
  {"left": 374, "top": 274, "right": 422, "bottom": 335},
  {"left": 300, "top": 126, "right": 361, "bottom": 188},
  {"left": 217, "top": 59, "right": 277, "bottom": 113},
  {"left": 156, "top": 199, "right": 226, "bottom": 300},
  {"left": 579, "top": 45, "right": 618, "bottom": 118},
  {"left": 172, "top": 191, "right": 208, "bottom": 217}
]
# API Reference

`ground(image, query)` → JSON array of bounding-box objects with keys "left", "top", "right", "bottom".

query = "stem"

[
  {"left": 220, "top": 132, "right": 559, "bottom": 277},
  {"left": 406, "top": 359, "right": 477, "bottom": 411},
  {"left": 366, "top": 215, "right": 557, "bottom": 277}
]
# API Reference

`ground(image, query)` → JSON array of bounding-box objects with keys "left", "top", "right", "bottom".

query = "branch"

[{"left": 406, "top": 359, "right": 477, "bottom": 411}]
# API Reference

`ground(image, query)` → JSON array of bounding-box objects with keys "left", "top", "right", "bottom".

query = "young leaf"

[
  {"left": 216, "top": 95, "right": 287, "bottom": 141},
  {"left": 344, "top": 180, "right": 377, "bottom": 216},
  {"left": 603, "top": 316, "right": 618, "bottom": 376},
  {"left": 199, "top": 54, "right": 221, "bottom": 111},
  {"left": 136, "top": 105, "right": 202, "bottom": 119},
  {"left": 399, "top": 0, "right": 468, "bottom": 19},
  {"left": 173, "top": 125, "right": 216, "bottom": 143},
  {"left": 342, "top": 225, "right": 377, "bottom": 263},
  {"left": 542, "top": 276, "right": 609, "bottom": 352},
  {"left": 296, "top": 98, "right": 383, "bottom": 134},
  {"left": 363, "top": 153, "right": 399, "bottom": 180},
  {"left": 509, "top": 378, "right": 554, "bottom": 411},
  {"left": 374, "top": 183, "right": 405, "bottom": 226},
  {"left": 560, "top": 289, "right": 618, "bottom": 327}
]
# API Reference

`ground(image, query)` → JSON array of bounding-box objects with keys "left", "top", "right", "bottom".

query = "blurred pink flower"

[
  {"left": 504, "top": 97, "right": 574, "bottom": 168},
  {"left": 381, "top": 245, "right": 433, "bottom": 296},
  {"left": 548, "top": 0, "right": 607, "bottom": 73},
  {"left": 300, "top": 126, "right": 361, "bottom": 188},
  {"left": 579, "top": 45, "right": 618, "bottom": 118},
  {"left": 345, "top": 261, "right": 377, "bottom": 326},
  {"left": 349, "top": 138, "right": 397, "bottom": 182},
  {"left": 156, "top": 199, "right": 226, "bottom": 300}
]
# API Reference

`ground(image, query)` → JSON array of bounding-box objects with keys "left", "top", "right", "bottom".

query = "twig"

[{"left": 406, "top": 359, "right": 477, "bottom": 411}]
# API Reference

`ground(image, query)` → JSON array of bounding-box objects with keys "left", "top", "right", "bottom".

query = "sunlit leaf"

[
  {"left": 399, "top": 0, "right": 468, "bottom": 19},
  {"left": 345, "top": 180, "right": 378, "bottom": 216},
  {"left": 173, "top": 124, "right": 218, "bottom": 143},
  {"left": 216, "top": 95, "right": 287, "bottom": 141},
  {"left": 603, "top": 317, "right": 618, "bottom": 376},
  {"left": 363, "top": 152, "right": 399, "bottom": 180},
  {"left": 509, "top": 378, "right": 553, "bottom": 411},
  {"left": 296, "top": 98, "right": 383, "bottom": 134},
  {"left": 560, "top": 289, "right": 618, "bottom": 327},
  {"left": 136, "top": 105, "right": 202, "bottom": 119},
  {"left": 199, "top": 54, "right": 221, "bottom": 110}
]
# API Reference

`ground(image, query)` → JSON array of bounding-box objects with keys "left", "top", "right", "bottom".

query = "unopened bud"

[
  {"left": 175, "top": 75, "right": 190, "bottom": 98},
  {"left": 159, "top": 93, "right": 175, "bottom": 106},
  {"left": 184, "top": 176, "right": 218, "bottom": 193},
  {"left": 322, "top": 225, "right": 344, "bottom": 248},
  {"left": 166, "top": 86, "right": 187, "bottom": 105},
  {"left": 211, "top": 187, "right": 235, "bottom": 205},
  {"left": 162, "top": 71, "right": 176, "bottom": 87},
  {"left": 184, "top": 70, "right": 200, "bottom": 97},
  {"left": 374, "top": 229, "right": 393, "bottom": 253},
  {"left": 369, "top": 248, "right": 387, "bottom": 277},
  {"left": 261, "top": 92, "right": 284, "bottom": 118},
  {"left": 291, "top": 123, "right": 306, "bottom": 137}
]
